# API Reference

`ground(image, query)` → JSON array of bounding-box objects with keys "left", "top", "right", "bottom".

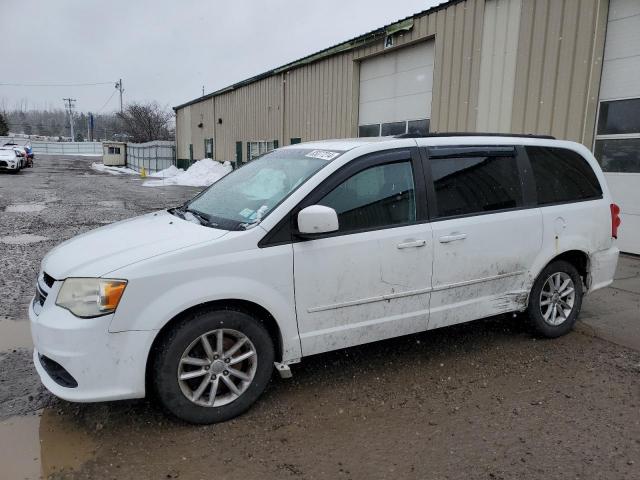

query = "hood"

[{"left": 43, "top": 210, "right": 229, "bottom": 279}]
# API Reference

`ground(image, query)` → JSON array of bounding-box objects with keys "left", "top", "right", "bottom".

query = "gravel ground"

[{"left": 0, "top": 156, "right": 639, "bottom": 480}]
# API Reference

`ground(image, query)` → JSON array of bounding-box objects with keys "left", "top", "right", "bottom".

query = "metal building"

[{"left": 174, "top": 0, "right": 640, "bottom": 254}]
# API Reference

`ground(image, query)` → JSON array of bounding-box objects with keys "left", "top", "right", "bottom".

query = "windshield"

[{"left": 183, "top": 148, "right": 341, "bottom": 230}]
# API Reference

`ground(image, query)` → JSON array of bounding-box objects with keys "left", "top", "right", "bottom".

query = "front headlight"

[{"left": 56, "top": 278, "right": 127, "bottom": 318}]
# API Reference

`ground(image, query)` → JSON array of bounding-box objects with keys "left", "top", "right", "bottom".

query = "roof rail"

[{"left": 394, "top": 132, "right": 556, "bottom": 140}]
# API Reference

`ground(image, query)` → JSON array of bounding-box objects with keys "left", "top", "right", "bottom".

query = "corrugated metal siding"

[
  {"left": 284, "top": 52, "right": 356, "bottom": 142},
  {"left": 175, "top": 106, "right": 191, "bottom": 159},
  {"left": 189, "top": 99, "right": 215, "bottom": 159},
  {"left": 476, "top": 0, "right": 522, "bottom": 132},
  {"left": 213, "top": 75, "right": 282, "bottom": 161},
  {"left": 511, "top": 0, "right": 609, "bottom": 146}
]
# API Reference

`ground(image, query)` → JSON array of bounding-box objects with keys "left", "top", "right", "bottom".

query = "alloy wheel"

[
  {"left": 539, "top": 272, "right": 576, "bottom": 326},
  {"left": 177, "top": 329, "right": 258, "bottom": 407}
]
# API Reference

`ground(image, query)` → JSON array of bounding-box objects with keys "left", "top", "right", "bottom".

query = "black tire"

[
  {"left": 527, "top": 260, "right": 583, "bottom": 338},
  {"left": 151, "top": 308, "right": 275, "bottom": 424}
]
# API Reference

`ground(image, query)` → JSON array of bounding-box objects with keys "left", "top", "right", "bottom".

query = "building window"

[
  {"left": 408, "top": 119, "right": 430, "bottom": 136},
  {"left": 358, "top": 119, "right": 429, "bottom": 138},
  {"left": 358, "top": 124, "right": 381, "bottom": 137},
  {"left": 594, "top": 98, "right": 640, "bottom": 173},
  {"left": 247, "top": 140, "right": 277, "bottom": 161},
  {"left": 204, "top": 138, "right": 214, "bottom": 159},
  {"left": 290, "top": 137, "right": 302, "bottom": 144},
  {"left": 381, "top": 122, "right": 406, "bottom": 136},
  {"left": 108, "top": 146, "right": 121, "bottom": 155}
]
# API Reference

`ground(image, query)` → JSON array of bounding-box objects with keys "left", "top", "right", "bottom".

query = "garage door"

[
  {"left": 594, "top": 0, "right": 640, "bottom": 254},
  {"left": 358, "top": 41, "right": 434, "bottom": 137}
]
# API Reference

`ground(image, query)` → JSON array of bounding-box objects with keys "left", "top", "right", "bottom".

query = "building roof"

[{"left": 173, "top": 0, "right": 458, "bottom": 111}]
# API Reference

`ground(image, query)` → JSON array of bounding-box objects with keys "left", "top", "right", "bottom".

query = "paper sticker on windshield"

[
  {"left": 305, "top": 150, "right": 340, "bottom": 161},
  {"left": 238, "top": 208, "right": 254, "bottom": 218}
]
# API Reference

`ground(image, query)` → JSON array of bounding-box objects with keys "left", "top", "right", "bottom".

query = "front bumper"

[{"left": 29, "top": 298, "right": 157, "bottom": 402}]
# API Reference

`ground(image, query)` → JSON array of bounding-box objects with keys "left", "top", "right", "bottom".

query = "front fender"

[{"left": 108, "top": 241, "right": 301, "bottom": 362}]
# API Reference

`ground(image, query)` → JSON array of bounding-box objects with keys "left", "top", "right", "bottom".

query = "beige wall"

[
  {"left": 175, "top": 106, "right": 191, "bottom": 159},
  {"left": 189, "top": 98, "right": 215, "bottom": 159},
  {"left": 512, "top": 0, "right": 609, "bottom": 146},
  {"left": 213, "top": 75, "right": 282, "bottom": 162},
  {"left": 175, "top": 0, "right": 609, "bottom": 159},
  {"left": 476, "top": 0, "right": 522, "bottom": 132},
  {"left": 284, "top": 51, "right": 358, "bottom": 142}
]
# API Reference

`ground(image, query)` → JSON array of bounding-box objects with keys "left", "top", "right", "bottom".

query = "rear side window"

[
  {"left": 430, "top": 154, "right": 522, "bottom": 218},
  {"left": 525, "top": 147, "right": 602, "bottom": 205}
]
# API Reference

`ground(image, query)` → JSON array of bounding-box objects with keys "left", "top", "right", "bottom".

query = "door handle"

[
  {"left": 397, "top": 239, "right": 427, "bottom": 249},
  {"left": 439, "top": 233, "right": 467, "bottom": 243}
]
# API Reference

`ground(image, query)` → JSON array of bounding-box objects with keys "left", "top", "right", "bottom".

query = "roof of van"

[{"left": 280, "top": 133, "right": 562, "bottom": 153}]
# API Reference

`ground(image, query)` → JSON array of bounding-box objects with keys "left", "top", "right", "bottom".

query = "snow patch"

[
  {"left": 91, "top": 163, "right": 138, "bottom": 175},
  {"left": 143, "top": 159, "right": 232, "bottom": 187},
  {"left": 149, "top": 165, "right": 183, "bottom": 179},
  {"left": 0, "top": 234, "right": 49, "bottom": 245}
]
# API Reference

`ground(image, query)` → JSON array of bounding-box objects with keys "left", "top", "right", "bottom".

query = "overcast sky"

[{"left": 2, "top": 0, "right": 442, "bottom": 113}]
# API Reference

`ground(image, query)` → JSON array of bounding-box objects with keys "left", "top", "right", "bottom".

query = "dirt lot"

[{"left": 1, "top": 156, "right": 639, "bottom": 480}]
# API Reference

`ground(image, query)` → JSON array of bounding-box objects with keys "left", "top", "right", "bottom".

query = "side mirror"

[{"left": 297, "top": 205, "right": 339, "bottom": 235}]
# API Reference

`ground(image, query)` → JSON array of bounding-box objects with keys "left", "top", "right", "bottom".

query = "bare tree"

[{"left": 117, "top": 102, "right": 174, "bottom": 143}]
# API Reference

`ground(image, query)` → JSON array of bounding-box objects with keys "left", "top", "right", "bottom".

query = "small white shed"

[{"left": 102, "top": 141, "right": 127, "bottom": 166}]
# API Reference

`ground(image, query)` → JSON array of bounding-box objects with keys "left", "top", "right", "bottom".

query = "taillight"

[{"left": 610, "top": 203, "right": 621, "bottom": 239}]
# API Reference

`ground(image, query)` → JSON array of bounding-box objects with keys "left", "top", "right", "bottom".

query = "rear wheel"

[
  {"left": 527, "top": 260, "right": 583, "bottom": 338},
  {"left": 151, "top": 308, "right": 275, "bottom": 424}
]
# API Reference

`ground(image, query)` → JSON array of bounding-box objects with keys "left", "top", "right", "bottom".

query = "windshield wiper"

[
  {"left": 184, "top": 207, "right": 213, "bottom": 226},
  {"left": 169, "top": 207, "right": 186, "bottom": 219}
]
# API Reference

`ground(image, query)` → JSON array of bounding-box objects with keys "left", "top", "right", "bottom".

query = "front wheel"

[
  {"left": 151, "top": 308, "right": 275, "bottom": 424},
  {"left": 527, "top": 260, "right": 583, "bottom": 338}
]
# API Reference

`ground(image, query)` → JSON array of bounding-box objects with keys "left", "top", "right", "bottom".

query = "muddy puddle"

[
  {"left": 0, "top": 411, "right": 96, "bottom": 479},
  {"left": 0, "top": 319, "right": 32, "bottom": 351}
]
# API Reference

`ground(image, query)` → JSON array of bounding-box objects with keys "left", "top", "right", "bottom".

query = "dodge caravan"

[{"left": 30, "top": 134, "right": 620, "bottom": 424}]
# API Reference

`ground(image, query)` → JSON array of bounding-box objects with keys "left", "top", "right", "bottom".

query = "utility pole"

[
  {"left": 202, "top": 85, "right": 205, "bottom": 97},
  {"left": 63, "top": 98, "right": 76, "bottom": 141},
  {"left": 115, "top": 79, "right": 124, "bottom": 113}
]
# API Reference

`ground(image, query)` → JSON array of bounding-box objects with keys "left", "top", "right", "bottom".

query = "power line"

[
  {"left": 0, "top": 81, "right": 115, "bottom": 87},
  {"left": 96, "top": 89, "right": 118, "bottom": 113}
]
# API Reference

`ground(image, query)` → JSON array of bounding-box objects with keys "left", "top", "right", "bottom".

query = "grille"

[
  {"left": 34, "top": 272, "right": 55, "bottom": 308},
  {"left": 43, "top": 272, "right": 55, "bottom": 288},
  {"left": 35, "top": 283, "right": 47, "bottom": 307},
  {"left": 0, "top": 161, "right": 7, "bottom": 167}
]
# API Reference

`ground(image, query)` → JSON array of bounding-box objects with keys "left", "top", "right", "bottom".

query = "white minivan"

[{"left": 30, "top": 134, "right": 620, "bottom": 424}]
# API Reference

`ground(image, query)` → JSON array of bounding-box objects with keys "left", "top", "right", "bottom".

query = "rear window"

[
  {"left": 525, "top": 147, "right": 602, "bottom": 205},
  {"left": 430, "top": 152, "right": 523, "bottom": 218}
]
